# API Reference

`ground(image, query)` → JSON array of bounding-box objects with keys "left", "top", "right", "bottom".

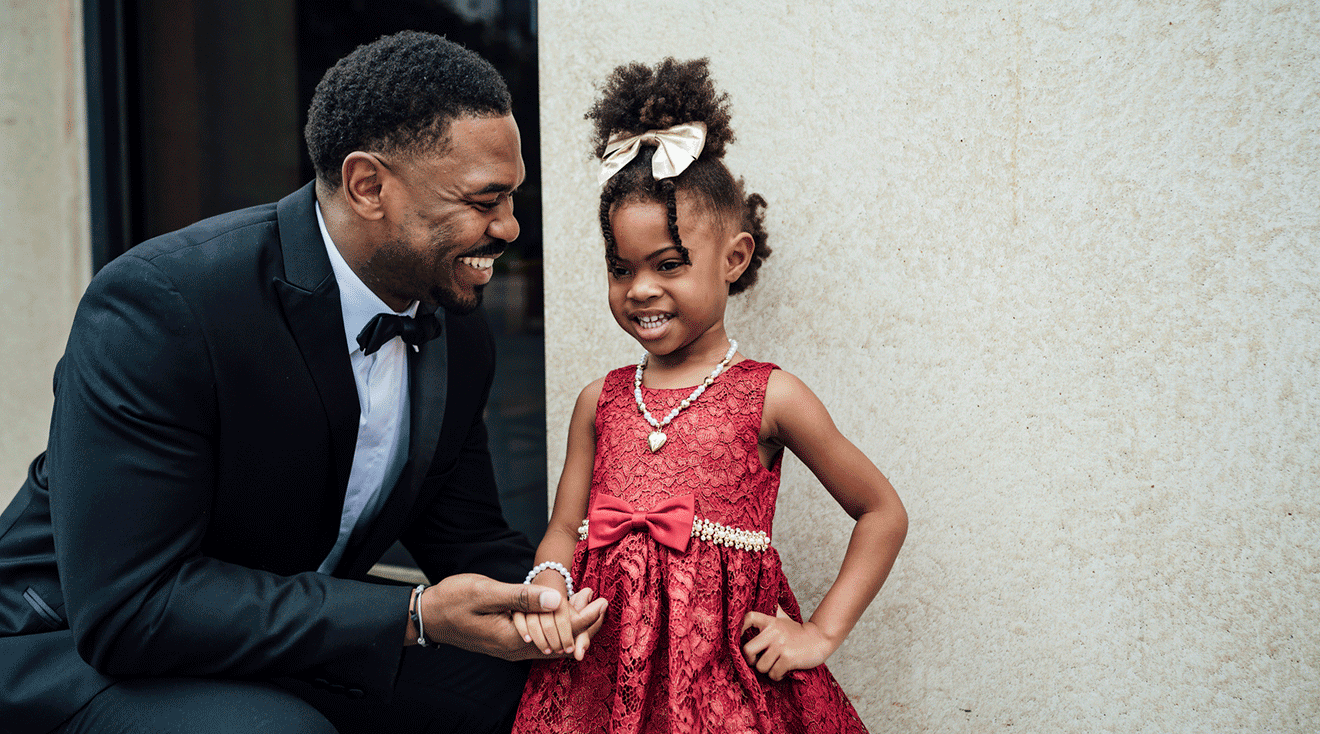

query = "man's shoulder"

[
  {"left": 127, "top": 200, "right": 282, "bottom": 267},
  {"left": 84, "top": 196, "right": 302, "bottom": 316}
]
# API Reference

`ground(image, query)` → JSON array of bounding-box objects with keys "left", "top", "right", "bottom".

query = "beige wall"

[
  {"left": 539, "top": 2, "right": 1318, "bottom": 731},
  {"left": 0, "top": 0, "right": 89, "bottom": 507}
]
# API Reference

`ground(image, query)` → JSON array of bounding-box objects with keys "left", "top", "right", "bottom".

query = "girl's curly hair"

[{"left": 587, "top": 58, "right": 770, "bottom": 295}]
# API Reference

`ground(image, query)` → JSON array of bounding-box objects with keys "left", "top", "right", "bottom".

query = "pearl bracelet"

[{"left": 524, "top": 561, "right": 574, "bottom": 598}]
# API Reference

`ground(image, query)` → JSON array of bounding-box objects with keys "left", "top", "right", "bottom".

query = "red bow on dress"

[{"left": 586, "top": 493, "right": 695, "bottom": 553}]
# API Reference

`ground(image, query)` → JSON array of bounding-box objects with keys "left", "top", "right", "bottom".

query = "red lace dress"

[{"left": 514, "top": 360, "right": 868, "bottom": 733}]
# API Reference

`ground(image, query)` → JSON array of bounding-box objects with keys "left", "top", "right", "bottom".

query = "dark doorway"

[{"left": 83, "top": 0, "right": 548, "bottom": 549}]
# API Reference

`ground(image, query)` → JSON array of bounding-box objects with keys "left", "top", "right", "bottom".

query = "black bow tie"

[{"left": 356, "top": 312, "right": 442, "bottom": 355}]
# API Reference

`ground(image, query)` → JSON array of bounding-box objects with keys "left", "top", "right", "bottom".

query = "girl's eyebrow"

[
  {"left": 608, "top": 246, "right": 682, "bottom": 267},
  {"left": 645, "top": 246, "right": 682, "bottom": 261}
]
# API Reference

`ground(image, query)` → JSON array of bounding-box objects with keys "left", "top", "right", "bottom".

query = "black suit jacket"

[{"left": 0, "top": 182, "right": 533, "bottom": 732}]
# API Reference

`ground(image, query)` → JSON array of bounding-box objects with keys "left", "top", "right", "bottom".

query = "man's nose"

[{"left": 489, "top": 200, "right": 519, "bottom": 243}]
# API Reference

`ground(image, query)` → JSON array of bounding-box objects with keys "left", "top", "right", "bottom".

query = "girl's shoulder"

[
  {"left": 760, "top": 365, "right": 832, "bottom": 434},
  {"left": 602, "top": 363, "right": 636, "bottom": 381},
  {"left": 730, "top": 357, "right": 778, "bottom": 371},
  {"left": 570, "top": 374, "right": 608, "bottom": 419},
  {"left": 595, "top": 364, "right": 636, "bottom": 397},
  {"left": 726, "top": 357, "right": 779, "bottom": 383},
  {"left": 761, "top": 364, "right": 816, "bottom": 404},
  {"left": 580, "top": 373, "right": 608, "bottom": 398}
]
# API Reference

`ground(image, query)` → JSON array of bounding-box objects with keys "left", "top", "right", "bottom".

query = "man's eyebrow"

[{"left": 471, "top": 182, "right": 518, "bottom": 196}]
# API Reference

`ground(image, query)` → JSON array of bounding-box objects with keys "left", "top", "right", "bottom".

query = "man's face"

[{"left": 365, "top": 114, "right": 524, "bottom": 313}]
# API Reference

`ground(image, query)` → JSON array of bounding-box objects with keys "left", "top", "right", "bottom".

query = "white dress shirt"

[{"left": 314, "top": 203, "right": 415, "bottom": 574}]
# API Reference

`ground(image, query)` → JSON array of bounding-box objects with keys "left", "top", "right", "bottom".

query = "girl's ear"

[
  {"left": 341, "top": 152, "right": 388, "bottom": 222},
  {"left": 723, "top": 231, "right": 755, "bottom": 284}
]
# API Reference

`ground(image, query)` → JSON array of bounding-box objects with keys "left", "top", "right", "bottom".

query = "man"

[{"left": 0, "top": 31, "right": 603, "bottom": 733}]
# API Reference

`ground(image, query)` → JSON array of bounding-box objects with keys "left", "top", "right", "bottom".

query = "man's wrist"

[{"left": 409, "top": 584, "right": 431, "bottom": 647}]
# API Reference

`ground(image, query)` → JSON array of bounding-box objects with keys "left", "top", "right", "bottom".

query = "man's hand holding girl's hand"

[
  {"left": 510, "top": 568, "right": 601, "bottom": 661},
  {"left": 418, "top": 573, "right": 607, "bottom": 661},
  {"left": 741, "top": 606, "right": 837, "bottom": 681},
  {"left": 511, "top": 588, "right": 600, "bottom": 661}
]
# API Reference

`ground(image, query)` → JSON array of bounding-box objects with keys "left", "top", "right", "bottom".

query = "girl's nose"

[
  {"left": 488, "top": 200, "right": 520, "bottom": 243},
  {"left": 627, "top": 272, "right": 661, "bottom": 302}
]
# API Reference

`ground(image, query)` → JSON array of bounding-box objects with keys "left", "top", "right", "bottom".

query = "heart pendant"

[{"left": 647, "top": 431, "right": 667, "bottom": 453}]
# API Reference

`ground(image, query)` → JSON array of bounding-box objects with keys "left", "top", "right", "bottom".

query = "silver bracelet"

[
  {"left": 523, "top": 561, "right": 574, "bottom": 597},
  {"left": 410, "top": 584, "right": 430, "bottom": 647}
]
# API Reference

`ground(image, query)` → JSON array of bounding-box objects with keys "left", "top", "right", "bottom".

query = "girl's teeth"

[
  {"left": 459, "top": 257, "right": 494, "bottom": 270},
  {"left": 638, "top": 315, "right": 670, "bottom": 329}
]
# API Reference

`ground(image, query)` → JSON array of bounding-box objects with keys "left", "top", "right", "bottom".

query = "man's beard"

[
  {"left": 432, "top": 279, "right": 484, "bottom": 315},
  {"left": 363, "top": 231, "right": 484, "bottom": 315}
]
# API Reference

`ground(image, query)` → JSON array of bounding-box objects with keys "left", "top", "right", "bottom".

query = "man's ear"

[
  {"left": 723, "top": 231, "right": 755, "bottom": 284},
  {"left": 341, "top": 152, "right": 388, "bottom": 221}
]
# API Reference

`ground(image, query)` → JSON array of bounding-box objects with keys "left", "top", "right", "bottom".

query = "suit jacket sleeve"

[
  {"left": 400, "top": 313, "right": 534, "bottom": 585},
  {"left": 47, "top": 253, "right": 408, "bottom": 696}
]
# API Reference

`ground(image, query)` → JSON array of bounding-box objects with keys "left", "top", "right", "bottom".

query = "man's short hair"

[{"left": 305, "top": 30, "right": 512, "bottom": 189}]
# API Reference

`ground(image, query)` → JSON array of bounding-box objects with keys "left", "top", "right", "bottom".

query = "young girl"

[{"left": 512, "top": 58, "right": 907, "bottom": 733}]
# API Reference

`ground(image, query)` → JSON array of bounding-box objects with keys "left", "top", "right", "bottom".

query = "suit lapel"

[
  {"left": 402, "top": 305, "right": 449, "bottom": 494},
  {"left": 338, "top": 307, "right": 449, "bottom": 578},
  {"left": 271, "top": 183, "right": 358, "bottom": 505}
]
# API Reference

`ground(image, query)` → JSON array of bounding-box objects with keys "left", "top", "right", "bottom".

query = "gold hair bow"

[{"left": 598, "top": 122, "right": 707, "bottom": 186}]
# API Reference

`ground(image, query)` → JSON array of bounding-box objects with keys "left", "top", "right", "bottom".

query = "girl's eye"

[
  {"left": 656, "top": 260, "right": 683, "bottom": 272},
  {"left": 609, "top": 265, "right": 631, "bottom": 278}
]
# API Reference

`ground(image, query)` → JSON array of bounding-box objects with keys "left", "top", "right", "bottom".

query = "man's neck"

[{"left": 315, "top": 186, "right": 410, "bottom": 312}]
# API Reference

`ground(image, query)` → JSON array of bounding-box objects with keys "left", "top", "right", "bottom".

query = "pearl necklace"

[{"left": 633, "top": 338, "right": 737, "bottom": 453}]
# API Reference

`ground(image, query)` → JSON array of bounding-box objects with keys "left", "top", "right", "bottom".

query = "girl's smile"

[{"left": 633, "top": 311, "right": 675, "bottom": 339}]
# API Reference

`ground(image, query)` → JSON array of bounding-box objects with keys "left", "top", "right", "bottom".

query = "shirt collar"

[{"left": 315, "top": 201, "right": 418, "bottom": 353}]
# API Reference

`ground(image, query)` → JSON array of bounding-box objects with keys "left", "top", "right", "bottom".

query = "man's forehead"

[{"left": 426, "top": 115, "right": 523, "bottom": 186}]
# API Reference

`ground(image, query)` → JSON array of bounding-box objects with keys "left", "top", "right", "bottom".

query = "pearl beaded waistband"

[{"left": 578, "top": 516, "right": 771, "bottom": 552}]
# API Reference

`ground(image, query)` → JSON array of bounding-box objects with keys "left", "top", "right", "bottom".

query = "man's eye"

[{"left": 473, "top": 200, "right": 499, "bottom": 212}]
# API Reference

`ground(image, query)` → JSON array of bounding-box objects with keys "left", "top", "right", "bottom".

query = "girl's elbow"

[
  {"left": 861, "top": 500, "right": 908, "bottom": 544},
  {"left": 892, "top": 505, "right": 909, "bottom": 544}
]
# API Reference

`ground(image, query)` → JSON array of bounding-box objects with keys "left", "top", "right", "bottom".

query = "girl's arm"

[
  {"left": 741, "top": 369, "right": 908, "bottom": 680},
  {"left": 512, "top": 378, "right": 604, "bottom": 659}
]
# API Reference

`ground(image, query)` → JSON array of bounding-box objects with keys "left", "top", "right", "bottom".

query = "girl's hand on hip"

[{"left": 740, "top": 606, "right": 835, "bottom": 681}]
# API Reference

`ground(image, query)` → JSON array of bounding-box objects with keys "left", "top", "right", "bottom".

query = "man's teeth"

[
  {"left": 459, "top": 257, "right": 495, "bottom": 270},
  {"left": 637, "top": 314, "right": 671, "bottom": 329}
]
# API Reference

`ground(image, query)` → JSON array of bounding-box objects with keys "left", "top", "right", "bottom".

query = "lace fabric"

[{"left": 514, "top": 360, "right": 868, "bottom": 733}]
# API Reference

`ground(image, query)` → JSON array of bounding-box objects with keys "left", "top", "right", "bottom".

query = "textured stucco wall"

[
  {"left": 539, "top": 2, "right": 1318, "bottom": 731},
  {"left": 0, "top": 0, "right": 89, "bottom": 508}
]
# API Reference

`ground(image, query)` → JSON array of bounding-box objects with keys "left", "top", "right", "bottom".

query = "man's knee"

[{"left": 59, "top": 677, "right": 338, "bottom": 734}]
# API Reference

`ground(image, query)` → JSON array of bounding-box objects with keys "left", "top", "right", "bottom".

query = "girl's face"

[{"left": 607, "top": 197, "right": 751, "bottom": 363}]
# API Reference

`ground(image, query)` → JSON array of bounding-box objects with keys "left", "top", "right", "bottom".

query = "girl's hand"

[
  {"left": 512, "top": 588, "right": 602, "bottom": 660},
  {"left": 740, "top": 606, "right": 836, "bottom": 681}
]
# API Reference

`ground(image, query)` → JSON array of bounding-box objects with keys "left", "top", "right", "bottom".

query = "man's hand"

[
  {"left": 510, "top": 587, "right": 606, "bottom": 661},
  {"left": 417, "top": 573, "right": 606, "bottom": 661}
]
